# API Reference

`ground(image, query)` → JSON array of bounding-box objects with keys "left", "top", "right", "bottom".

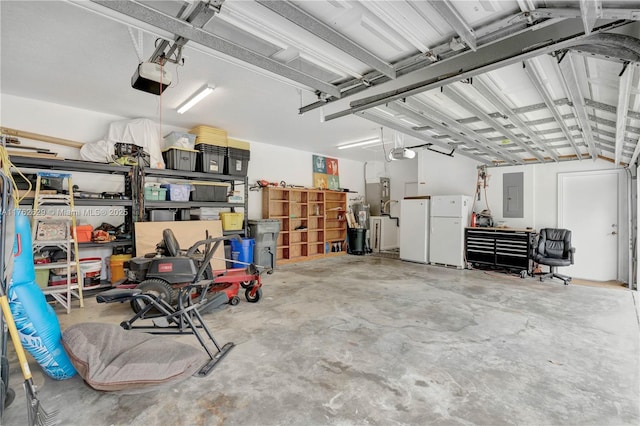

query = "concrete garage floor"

[{"left": 3, "top": 255, "right": 639, "bottom": 425}]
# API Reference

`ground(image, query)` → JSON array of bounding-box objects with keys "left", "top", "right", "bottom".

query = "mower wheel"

[
  {"left": 245, "top": 287, "right": 262, "bottom": 303},
  {"left": 240, "top": 280, "right": 255, "bottom": 289},
  {"left": 229, "top": 296, "right": 240, "bottom": 306},
  {"left": 130, "top": 279, "right": 176, "bottom": 314}
]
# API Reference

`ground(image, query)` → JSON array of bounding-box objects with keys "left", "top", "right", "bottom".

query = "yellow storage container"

[
  {"left": 227, "top": 138, "right": 250, "bottom": 150},
  {"left": 190, "top": 126, "right": 228, "bottom": 147},
  {"left": 220, "top": 212, "right": 244, "bottom": 231}
]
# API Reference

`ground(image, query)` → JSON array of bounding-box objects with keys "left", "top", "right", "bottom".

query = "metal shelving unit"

[
  {"left": 11, "top": 154, "right": 250, "bottom": 279},
  {"left": 12, "top": 155, "right": 134, "bottom": 294},
  {"left": 142, "top": 168, "right": 249, "bottom": 237}
]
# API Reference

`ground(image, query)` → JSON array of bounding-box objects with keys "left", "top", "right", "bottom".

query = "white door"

[
  {"left": 558, "top": 170, "right": 621, "bottom": 281},
  {"left": 400, "top": 200, "right": 429, "bottom": 263},
  {"left": 430, "top": 217, "right": 465, "bottom": 267}
]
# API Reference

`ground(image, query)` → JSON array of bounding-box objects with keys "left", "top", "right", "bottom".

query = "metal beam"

[
  {"left": 588, "top": 114, "right": 640, "bottom": 134},
  {"left": 325, "top": 18, "right": 628, "bottom": 121},
  {"left": 513, "top": 98, "right": 571, "bottom": 114},
  {"left": 524, "top": 59, "right": 584, "bottom": 159},
  {"left": 615, "top": 66, "right": 635, "bottom": 166},
  {"left": 356, "top": 111, "right": 493, "bottom": 165},
  {"left": 402, "top": 98, "right": 525, "bottom": 165},
  {"left": 585, "top": 98, "right": 640, "bottom": 120},
  {"left": 443, "top": 85, "right": 547, "bottom": 162},
  {"left": 580, "top": 0, "right": 602, "bottom": 35},
  {"left": 555, "top": 53, "right": 599, "bottom": 159},
  {"left": 299, "top": 10, "right": 542, "bottom": 114},
  {"left": 531, "top": 7, "right": 639, "bottom": 21},
  {"left": 255, "top": 0, "right": 396, "bottom": 79},
  {"left": 148, "top": 0, "right": 222, "bottom": 65},
  {"left": 471, "top": 78, "right": 560, "bottom": 161},
  {"left": 386, "top": 101, "right": 523, "bottom": 164},
  {"left": 629, "top": 137, "right": 640, "bottom": 166},
  {"left": 90, "top": 0, "right": 341, "bottom": 98},
  {"left": 427, "top": 0, "right": 477, "bottom": 51}
]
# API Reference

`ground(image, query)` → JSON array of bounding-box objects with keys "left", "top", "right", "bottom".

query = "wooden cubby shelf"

[{"left": 262, "top": 187, "right": 347, "bottom": 264}]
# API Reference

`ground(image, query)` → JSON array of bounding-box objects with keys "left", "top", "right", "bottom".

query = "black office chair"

[{"left": 533, "top": 228, "right": 575, "bottom": 285}]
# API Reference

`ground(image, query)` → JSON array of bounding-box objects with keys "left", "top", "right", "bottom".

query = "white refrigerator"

[
  {"left": 429, "top": 195, "right": 472, "bottom": 268},
  {"left": 399, "top": 198, "right": 430, "bottom": 263}
]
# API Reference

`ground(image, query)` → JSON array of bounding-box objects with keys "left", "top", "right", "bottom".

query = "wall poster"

[{"left": 313, "top": 155, "right": 340, "bottom": 190}]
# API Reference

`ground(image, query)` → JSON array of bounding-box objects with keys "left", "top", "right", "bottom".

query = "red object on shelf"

[
  {"left": 48, "top": 275, "right": 78, "bottom": 286},
  {"left": 470, "top": 213, "right": 477, "bottom": 227},
  {"left": 73, "top": 225, "right": 94, "bottom": 243}
]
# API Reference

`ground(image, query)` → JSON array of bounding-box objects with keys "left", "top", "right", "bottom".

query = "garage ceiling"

[{"left": 2, "top": 1, "right": 639, "bottom": 166}]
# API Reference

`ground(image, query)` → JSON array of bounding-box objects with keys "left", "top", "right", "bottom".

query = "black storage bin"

[
  {"left": 224, "top": 147, "right": 250, "bottom": 176},
  {"left": 148, "top": 210, "right": 176, "bottom": 222},
  {"left": 191, "top": 182, "right": 229, "bottom": 202},
  {"left": 163, "top": 147, "right": 197, "bottom": 171},
  {"left": 195, "top": 144, "right": 225, "bottom": 174}
]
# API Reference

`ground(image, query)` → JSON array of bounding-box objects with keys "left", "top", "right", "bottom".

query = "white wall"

[
  {"left": 485, "top": 159, "right": 619, "bottom": 229},
  {"left": 2, "top": 94, "right": 365, "bottom": 221},
  {"left": 417, "top": 149, "right": 480, "bottom": 198},
  {"left": 485, "top": 159, "right": 633, "bottom": 283}
]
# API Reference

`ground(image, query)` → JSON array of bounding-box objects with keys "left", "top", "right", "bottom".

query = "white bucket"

[{"left": 80, "top": 257, "right": 102, "bottom": 286}]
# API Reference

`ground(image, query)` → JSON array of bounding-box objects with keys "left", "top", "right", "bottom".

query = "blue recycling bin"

[{"left": 230, "top": 238, "right": 255, "bottom": 268}]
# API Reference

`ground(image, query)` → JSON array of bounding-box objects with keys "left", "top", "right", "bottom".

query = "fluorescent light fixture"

[
  {"left": 177, "top": 85, "right": 215, "bottom": 114},
  {"left": 337, "top": 137, "right": 381, "bottom": 150}
]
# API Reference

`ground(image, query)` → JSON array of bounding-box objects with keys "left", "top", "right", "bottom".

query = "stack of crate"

[
  {"left": 226, "top": 138, "right": 250, "bottom": 177},
  {"left": 162, "top": 131, "right": 198, "bottom": 171},
  {"left": 190, "top": 126, "right": 227, "bottom": 174}
]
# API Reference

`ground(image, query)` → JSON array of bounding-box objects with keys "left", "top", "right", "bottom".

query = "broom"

[{"left": 0, "top": 164, "right": 57, "bottom": 425}]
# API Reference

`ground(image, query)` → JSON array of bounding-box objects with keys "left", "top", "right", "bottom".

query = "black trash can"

[
  {"left": 348, "top": 228, "right": 366, "bottom": 255},
  {"left": 248, "top": 219, "right": 281, "bottom": 270}
]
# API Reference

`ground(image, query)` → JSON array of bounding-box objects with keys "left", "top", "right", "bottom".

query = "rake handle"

[{"left": 0, "top": 295, "right": 32, "bottom": 380}]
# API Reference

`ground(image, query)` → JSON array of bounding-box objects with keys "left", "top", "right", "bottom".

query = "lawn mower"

[{"left": 120, "top": 229, "right": 269, "bottom": 313}]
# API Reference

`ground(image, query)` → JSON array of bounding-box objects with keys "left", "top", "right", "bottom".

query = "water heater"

[{"left": 365, "top": 177, "right": 390, "bottom": 216}]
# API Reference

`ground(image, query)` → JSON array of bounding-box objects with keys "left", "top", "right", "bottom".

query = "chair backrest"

[
  {"left": 538, "top": 228, "right": 572, "bottom": 259},
  {"left": 162, "top": 229, "right": 181, "bottom": 257}
]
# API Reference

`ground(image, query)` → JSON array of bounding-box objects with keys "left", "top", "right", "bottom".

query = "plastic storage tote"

[
  {"left": 195, "top": 144, "right": 226, "bottom": 174},
  {"left": 163, "top": 131, "right": 196, "bottom": 151},
  {"left": 191, "top": 182, "right": 229, "bottom": 202},
  {"left": 160, "top": 183, "right": 192, "bottom": 201},
  {"left": 224, "top": 147, "right": 250, "bottom": 176},
  {"left": 220, "top": 212, "right": 244, "bottom": 230},
  {"left": 144, "top": 186, "right": 167, "bottom": 201},
  {"left": 162, "top": 147, "right": 198, "bottom": 171}
]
